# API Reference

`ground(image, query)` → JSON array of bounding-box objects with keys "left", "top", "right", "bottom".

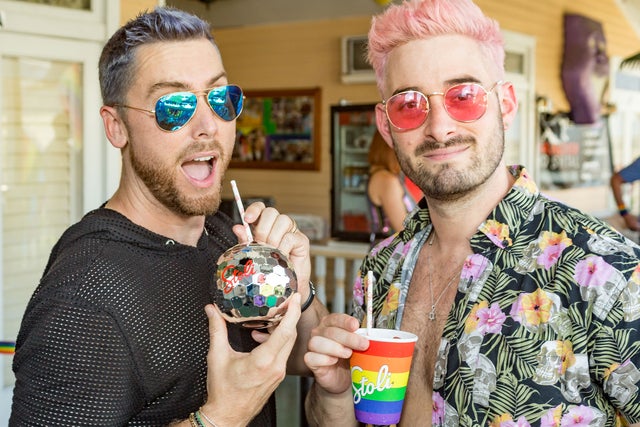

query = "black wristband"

[{"left": 301, "top": 281, "right": 316, "bottom": 312}]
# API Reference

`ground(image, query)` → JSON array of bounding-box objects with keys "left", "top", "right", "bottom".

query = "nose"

[
  {"left": 422, "top": 93, "right": 457, "bottom": 142},
  {"left": 189, "top": 94, "right": 219, "bottom": 137}
]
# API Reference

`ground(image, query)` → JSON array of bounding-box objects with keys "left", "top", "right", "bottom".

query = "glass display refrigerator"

[{"left": 330, "top": 103, "right": 378, "bottom": 242}]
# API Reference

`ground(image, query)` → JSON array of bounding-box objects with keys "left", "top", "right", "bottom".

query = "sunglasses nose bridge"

[
  {"left": 424, "top": 90, "right": 446, "bottom": 106},
  {"left": 197, "top": 91, "right": 216, "bottom": 118},
  {"left": 423, "top": 91, "right": 451, "bottom": 120},
  {"left": 187, "top": 92, "right": 206, "bottom": 123}
]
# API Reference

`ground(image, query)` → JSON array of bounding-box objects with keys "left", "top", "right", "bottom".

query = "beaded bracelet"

[
  {"left": 189, "top": 412, "right": 204, "bottom": 427},
  {"left": 620, "top": 208, "right": 630, "bottom": 216},
  {"left": 301, "top": 280, "right": 316, "bottom": 312}
]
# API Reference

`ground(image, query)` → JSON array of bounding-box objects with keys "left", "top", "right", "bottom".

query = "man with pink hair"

[{"left": 304, "top": 0, "right": 640, "bottom": 425}]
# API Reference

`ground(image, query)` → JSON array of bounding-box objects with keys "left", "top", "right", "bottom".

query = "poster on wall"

[{"left": 231, "top": 87, "right": 321, "bottom": 171}]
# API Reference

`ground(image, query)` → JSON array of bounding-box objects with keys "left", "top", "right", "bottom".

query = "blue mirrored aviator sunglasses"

[{"left": 116, "top": 84, "right": 244, "bottom": 132}]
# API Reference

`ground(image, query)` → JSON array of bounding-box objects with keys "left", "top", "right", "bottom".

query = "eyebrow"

[
  {"left": 145, "top": 72, "right": 228, "bottom": 98},
  {"left": 392, "top": 76, "right": 483, "bottom": 96}
]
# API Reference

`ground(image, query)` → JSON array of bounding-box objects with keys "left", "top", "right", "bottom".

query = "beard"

[
  {"left": 395, "top": 115, "right": 505, "bottom": 202},
  {"left": 128, "top": 140, "right": 227, "bottom": 217}
]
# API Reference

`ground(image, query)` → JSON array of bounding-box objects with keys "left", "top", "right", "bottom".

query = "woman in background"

[{"left": 367, "top": 130, "right": 418, "bottom": 245}]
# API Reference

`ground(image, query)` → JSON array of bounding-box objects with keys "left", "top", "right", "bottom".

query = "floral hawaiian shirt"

[{"left": 352, "top": 165, "right": 640, "bottom": 427}]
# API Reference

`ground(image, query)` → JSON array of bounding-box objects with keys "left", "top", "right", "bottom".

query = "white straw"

[
  {"left": 366, "top": 270, "right": 374, "bottom": 335},
  {"left": 230, "top": 180, "right": 254, "bottom": 242}
]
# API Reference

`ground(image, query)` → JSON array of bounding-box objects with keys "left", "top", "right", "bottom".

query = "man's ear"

[
  {"left": 375, "top": 103, "right": 395, "bottom": 149},
  {"left": 100, "top": 105, "right": 128, "bottom": 149},
  {"left": 499, "top": 81, "right": 519, "bottom": 131}
]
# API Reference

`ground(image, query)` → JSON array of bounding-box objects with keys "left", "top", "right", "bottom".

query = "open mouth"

[{"left": 182, "top": 155, "right": 215, "bottom": 182}]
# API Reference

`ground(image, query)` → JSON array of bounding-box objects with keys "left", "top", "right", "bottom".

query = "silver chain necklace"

[{"left": 426, "top": 232, "right": 463, "bottom": 321}]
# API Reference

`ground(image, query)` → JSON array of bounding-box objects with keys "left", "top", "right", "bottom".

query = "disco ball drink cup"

[
  {"left": 350, "top": 328, "right": 418, "bottom": 425},
  {"left": 215, "top": 242, "right": 297, "bottom": 329}
]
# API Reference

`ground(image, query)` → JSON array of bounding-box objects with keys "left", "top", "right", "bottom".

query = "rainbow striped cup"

[{"left": 350, "top": 328, "right": 418, "bottom": 425}]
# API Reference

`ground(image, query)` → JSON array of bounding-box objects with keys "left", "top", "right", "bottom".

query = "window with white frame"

[{"left": 0, "top": 0, "right": 117, "bottom": 418}]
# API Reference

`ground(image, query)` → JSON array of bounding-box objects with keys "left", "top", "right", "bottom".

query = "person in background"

[
  {"left": 367, "top": 130, "right": 418, "bottom": 245},
  {"left": 403, "top": 174, "right": 423, "bottom": 203},
  {"left": 10, "top": 7, "right": 325, "bottom": 426},
  {"left": 304, "top": 0, "right": 640, "bottom": 425},
  {"left": 610, "top": 157, "right": 640, "bottom": 231}
]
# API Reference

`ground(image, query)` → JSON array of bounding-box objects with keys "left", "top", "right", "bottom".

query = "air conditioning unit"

[{"left": 341, "top": 35, "right": 376, "bottom": 84}]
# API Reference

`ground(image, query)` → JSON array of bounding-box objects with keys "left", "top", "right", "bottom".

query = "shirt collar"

[{"left": 401, "top": 165, "right": 539, "bottom": 252}]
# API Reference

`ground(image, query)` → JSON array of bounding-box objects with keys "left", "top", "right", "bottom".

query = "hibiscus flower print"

[
  {"left": 381, "top": 282, "right": 400, "bottom": 316},
  {"left": 504, "top": 416, "right": 532, "bottom": 427},
  {"left": 555, "top": 340, "right": 576, "bottom": 375},
  {"left": 560, "top": 405, "right": 596, "bottom": 426},
  {"left": 513, "top": 167, "right": 538, "bottom": 194},
  {"left": 465, "top": 301, "right": 488, "bottom": 334},
  {"left": 574, "top": 256, "right": 616, "bottom": 288},
  {"left": 537, "top": 230, "right": 572, "bottom": 269},
  {"left": 432, "top": 391, "right": 445, "bottom": 425},
  {"left": 510, "top": 288, "right": 553, "bottom": 329},
  {"left": 353, "top": 276, "right": 364, "bottom": 306},
  {"left": 490, "top": 414, "right": 513, "bottom": 427},
  {"left": 480, "top": 219, "right": 512, "bottom": 248},
  {"left": 537, "top": 244, "right": 565, "bottom": 270},
  {"left": 540, "top": 405, "right": 563, "bottom": 427},
  {"left": 539, "top": 230, "right": 572, "bottom": 251},
  {"left": 476, "top": 302, "right": 506, "bottom": 335},
  {"left": 490, "top": 414, "right": 531, "bottom": 427},
  {"left": 461, "top": 253, "right": 490, "bottom": 281}
]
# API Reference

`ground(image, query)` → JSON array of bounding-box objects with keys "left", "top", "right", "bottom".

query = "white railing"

[{"left": 309, "top": 241, "right": 370, "bottom": 313}]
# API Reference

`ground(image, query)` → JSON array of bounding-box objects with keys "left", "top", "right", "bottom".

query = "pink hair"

[{"left": 367, "top": 0, "right": 505, "bottom": 92}]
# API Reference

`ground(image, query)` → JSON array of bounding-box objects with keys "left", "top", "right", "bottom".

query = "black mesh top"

[{"left": 10, "top": 208, "right": 276, "bottom": 426}]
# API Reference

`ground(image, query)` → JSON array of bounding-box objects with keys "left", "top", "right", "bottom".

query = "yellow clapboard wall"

[{"left": 120, "top": 0, "right": 639, "bottom": 231}]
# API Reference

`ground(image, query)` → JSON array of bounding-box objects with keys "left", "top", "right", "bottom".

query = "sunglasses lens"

[
  {"left": 386, "top": 91, "right": 428, "bottom": 130},
  {"left": 155, "top": 92, "right": 197, "bottom": 131},
  {"left": 208, "top": 85, "right": 244, "bottom": 121},
  {"left": 444, "top": 83, "right": 488, "bottom": 122}
]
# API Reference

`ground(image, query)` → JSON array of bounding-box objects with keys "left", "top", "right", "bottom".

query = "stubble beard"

[
  {"left": 128, "top": 141, "right": 228, "bottom": 217},
  {"left": 395, "top": 117, "right": 505, "bottom": 202}
]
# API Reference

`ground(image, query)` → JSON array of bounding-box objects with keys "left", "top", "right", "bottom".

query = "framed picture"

[{"left": 231, "top": 87, "right": 321, "bottom": 170}]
